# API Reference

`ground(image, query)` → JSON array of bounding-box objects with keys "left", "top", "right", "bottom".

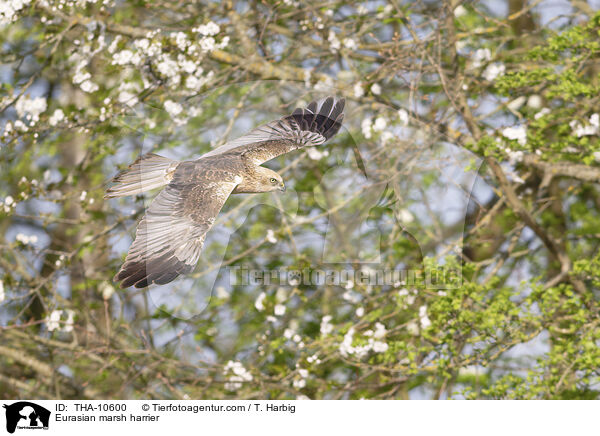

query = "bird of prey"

[{"left": 106, "top": 96, "right": 345, "bottom": 288}]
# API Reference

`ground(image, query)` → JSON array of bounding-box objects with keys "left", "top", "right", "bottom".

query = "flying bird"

[{"left": 106, "top": 96, "right": 345, "bottom": 288}]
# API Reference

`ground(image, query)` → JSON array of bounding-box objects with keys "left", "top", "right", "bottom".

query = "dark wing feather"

[
  {"left": 114, "top": 174, "right": 238, "bottom": 288},
  {"left": 201, "top": 96, "right": 345, "bottom": 165}
]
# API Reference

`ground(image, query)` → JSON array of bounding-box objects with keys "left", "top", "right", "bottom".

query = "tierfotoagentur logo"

[
  {"left": 2, "top": 402, "right": 50, "bottom": 434},
  {"left": 228, "top": 264, "right": 462, "bottom": 289}
]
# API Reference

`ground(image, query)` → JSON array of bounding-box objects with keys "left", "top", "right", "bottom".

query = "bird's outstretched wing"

[
  {"left": 114, "top": 175, "right": 238, "bottom": 288},
  {"left": 201, "top": 96, "right": 345, "bottom": 165}
]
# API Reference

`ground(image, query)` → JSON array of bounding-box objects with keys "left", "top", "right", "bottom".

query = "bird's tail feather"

[
  {"left": 104, "top": 153, "right": 179, "bottom": 198},
  {"left": 287, "top": 96, "right": 345, "bottom": 140}
]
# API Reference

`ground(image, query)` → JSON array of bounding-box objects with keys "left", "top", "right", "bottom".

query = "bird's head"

[{"left": 258, "top": 167, "right": 286, "bottom": 192}]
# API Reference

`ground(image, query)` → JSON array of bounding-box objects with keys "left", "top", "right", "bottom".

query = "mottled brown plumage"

[{"left": 106, "top": 96, "right": 345, "bottom": 288}]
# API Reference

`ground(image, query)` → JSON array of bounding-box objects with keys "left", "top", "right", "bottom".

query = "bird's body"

[{"left": 106, "top": 96, "right": 345, "bottom": 288}]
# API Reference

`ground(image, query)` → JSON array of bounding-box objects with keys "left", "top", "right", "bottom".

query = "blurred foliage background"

[{"left": 1, "top": 0, "right": 600, "bottom": 399}]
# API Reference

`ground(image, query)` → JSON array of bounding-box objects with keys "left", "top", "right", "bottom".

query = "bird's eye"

[{"left": 270, "top": 178, "right": 278, "bottom": 184}]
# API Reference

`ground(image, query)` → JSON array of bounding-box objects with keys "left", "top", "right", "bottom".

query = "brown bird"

[{"left": 106, "top": 96, "right": 345, "bottom": 288}]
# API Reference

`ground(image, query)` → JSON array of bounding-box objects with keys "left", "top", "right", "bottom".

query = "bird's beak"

[{"left": 279, "top": 183, "right": 286, "bottom": 192}]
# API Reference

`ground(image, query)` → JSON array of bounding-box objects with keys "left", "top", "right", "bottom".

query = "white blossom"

[
  {"left": 292, "top": 368, "right": 309, "bottom": 387},
  {"left": 215, "top": 286, "right": 229, "bottom": 299},
  {"left": 353, "top": 82, "right": 364, "bottom": 98},
  {"left": 72, "top": 69, "right": 91, "bottom": 84},
  {"left": 217, "top": 36, "right": 230, "bottom": 50},
  {"left": 14, "top": 120, "right": 27, "bottom": 132},
  {"left": 108, "top": 35, "right": 122, "bottom": 53},
  {"left": 370, "top": 83, "right": 382, "bottom": 95},
  {"left": 406, "top": 320, "right": 419, "bottom": 335},
  {"left": 343, "top": 38, "right": 357, "bottom": 50},
  {"left": 355, "top": 307, "right": 364, "bottom": 317},
  {"left": 398, "top": 108, "right": 409, "bottom": 126},
  {"left": 534, "top": 108, "right": 551, "bottom": 120},
  {"left": 118, "top": 90, "right": 138, "bottom": 107},
  {"left": 482, "top": 62, "right": 505, "bottom": 81},
  {"left": 46, "top": 310, "right": 62, "bottom": 332},
  {"left": 571, "top": 113, "right": 600, "bottom": 137},
  {"left": 293, "top": 378, "right": 306, "bottom": 389},
  {"left": 327, "top": 30, "right": 341, "bottom": 51},
  {"left": 396, "top": 208, "right": 414, "bottom": 224},
  {"left": 419, "top": 305, "right": 431, "bottom": 329},
  {"left": 275, "top": 287, "right": 287, "bottom": 303},
  {"left": 266, "top": 229, "right": 277, "bottom": 244},
  {"left": 188, "top": 107, "right": 203, "bottom": 118},
  {"left": 185, "top": 75, "right": 203, "bottom": 90},
  {"left": 254, "top": 291, "right": 266, "bottom": 311},
  {"left": 274, "top": 304, "right": 286, "bottom": 316},
  {"left": 454, "top": 5, "right": 467, "bottom": 17},
  {"left": 179, "top": 59, "right": 197, "bottom": 74},
  {"left": 112, "top": 49, "right": 140, "bottom": 65},
  {"left": 527, "top": 95, "right": 543, "bottom": 109},
  {"left": 306, "top": 147, "right": 328, "bottom": 160},
  {"left": 0, "top": 0, "right": 31, "bottom": 26},
  {"left": 471, "top": 48, "right": 491, "bottom": 68},
  {"left": 381, "top": 131, "right": 394, "bottom": 144},
  {"left": 146, "top": 41, "right": 163, "bottom": 57},
  {"left": 372, "top": 117, "right": 387, "bottom": 132},
  {"left": 504, "top": 148, "right": 524, "bottom": 165},
  {"left": 157, "top": 55, "right": 179, "bottom": 77},
  {"left": 193, "top": 21, "right": 220, "bottom": 36},
  {"left": 361, "top": 117, "right": 373, "bottom": 139},
  {"left": 133, "top": 38, "right": 150, "bottom": 51},
  {"left": 16, "top": 233, "right": 38, "bottom": 245},
  {"left": 398, "top": 288, "right": 416, "bottom": 307},
  {"left": 372, "top": 340, "right": 389, "bottom": 353},
  {"left": 339, "top": 327, "right": 357, "bottom": 357},
  {"left": 501, "top": 125, "right": 527, "bottom": 146},
  {"left": 307, "top": 354, "right": 321, "bottom": 364},
  {"left": 342, "top": 290, "right": 360, "bottom": 304},
  {"left": 223, "top": 360, "right": 252, "bottom": 391},
  {"left": 63, "top": 310, "right": 75, "bottom": 333},
  {"left": 199, "top": 36, "right": 216, "bottom": 52},
  {"left": 339, "top": 327, "right": 388, "bottom": 357},
  {"left": 320, "top": 315, "right": 334, "bottom": 335},
  {"left": 54, "top": 254, "right": 65, "bottom": 268},
  {"left": 15, "top": 96, "right": 47, "bottom": 123},
  {"left": 0, "top": 280, "right": 4, "bottom": 303},
  {"left": 164, "top": 100, "right": 183, "bottom": 117},
  {"left": 283, "top": 328, "right": 295, "bottom": 339},
  {"left": 507, "top": 96, "right": 526, "bottom": 112},
  {"left": 2, "top": 121, "right": 12, "bottom": 137},
  {"left": 48, "top": 109, "right": 65, "bottom": 126},
  {"left": 173, "top": 32, "right": 190, "bottom": 51},
  {"left": 374, "top": 322, "right": 387, "bottom": 339},
  {"left": 570, "top": 120, "right": 592, "bottom": 137},
  {"left": 314, "top": 75, "right": 334, "bottom": 92},
  {"left": 455, "top": 39, "right": 468, "bottom": 52},
  {"left": 377, "top": 4, "right": 393, "bottom": 18},
  {"left": 99, "top": 282, "right": 115, "bottom": 300},
  {"left": 80, "top": 80, "right": 99, "bottom": 93}
]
